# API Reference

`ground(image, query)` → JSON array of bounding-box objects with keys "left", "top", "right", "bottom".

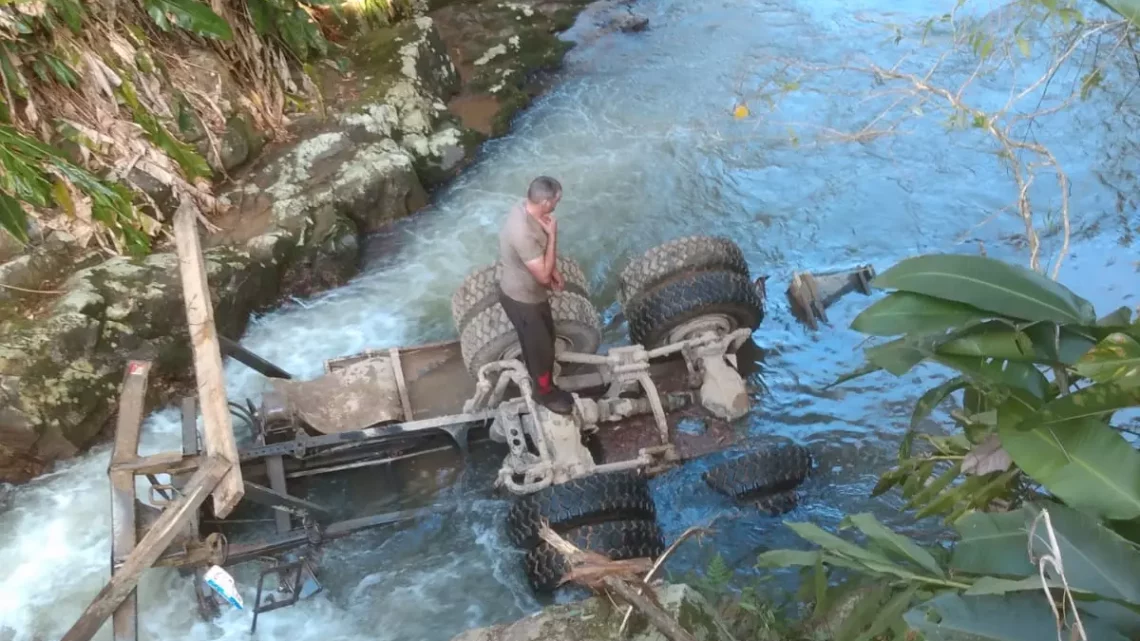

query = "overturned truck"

[{"left": 64, "top": 230, "right": 874, "bottom": 641}]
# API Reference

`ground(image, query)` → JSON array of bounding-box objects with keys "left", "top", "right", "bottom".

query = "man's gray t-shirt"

[{"left": 499, "top": 201, "right": 549, "bottom": 304}]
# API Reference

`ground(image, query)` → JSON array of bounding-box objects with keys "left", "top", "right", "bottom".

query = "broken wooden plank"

[
  {"left": 110, "top": 361, "right": 150, "bottom": 467},
  {"left": 108, "top": 361, "right": 150, "bottom": 641},
  {"left": 173, "top": 199, "right": 243, "bottom": 518},
  {"left": 62, "top": 456, "right": 229, "bottom": 641},
  {"left": 112, "top": 451, "right": 199, "bottom": 476}
]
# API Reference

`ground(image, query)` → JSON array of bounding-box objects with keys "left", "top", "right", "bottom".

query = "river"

[{"left": 2, "top": 0, "right": 1138, "bottom": 639}]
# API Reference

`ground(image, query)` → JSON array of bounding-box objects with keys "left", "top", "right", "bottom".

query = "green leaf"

[
  {"left": 1074, "top": 333, "right": 1140, "bottom": 383},
  {"left": 865, "top": 338, "right": 931, "bottom": 376},
  {"left": 1025, "top": 503, "right": 1140, "bottom": 605},
  {"left": 904, "top": 592, "right": 1129, "bottom": 641},
  {"left": 826, "top": 362, "right": 883, "bottom": 389},
  {"left": 47, "top": 0, "right": 85, "bottom": 31},
  {"left": 950, "top": 508, "right": 1037, "bottom": 577},
  {"left": 1015, "top": 35, "right": 1031, "bottom": 56},
  {"left": 1002, "top": 416, "right": 1140, "bottom": 521},
  {"left": 964, "top": 575, "right": 1070, "bottom": 596},
  {"left": 1021, "top": 322, "right": 1096, "bottom": 365},
  {"left": 905, "top": 461, "right": 963, "bottom": 510},
  {"left": 850, "top": 291, "right": 995, "bottom": 337},
  {"left": 852, "top": 585, "right": 920, "bottom": 641},
  {"left": 755, "top": 549, "right": 822, "bottom": 568},
  {"left": 843, "top": 513, "right": 945, "bottom": 578},
  {"left": 933, "top": 355, "right": 1049, "bottom": 398},
  {"left": 142, "top": 0, "right": 233, "bottom": 40},
  {"left": 913, "top": 473, "right": 988, "bottom": 520},
  {"left": 1077, "top": 600, "right": 1140, "bottom": 637},
  {"left": 246, "top": 0, "right": 274, "bottom": 34},
  {"left": 1029, "top": 374, "right": 1140, "bottom": 426},
  {"left": 0, "top": 190, "right": 29, "bottom": 244},
  {"left": 911, "top": 377, "right": 969, "bottom": 428},
  {"left": 871, "top": 253, "right": 1097, "bottom": 325},
  {"left": 1098, "top": 306, "right": 1134, "bottom": 327}
]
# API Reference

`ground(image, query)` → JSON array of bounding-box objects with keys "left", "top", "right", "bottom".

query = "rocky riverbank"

[{"left": 0, "top": 0, "right": 648, "bottom": 483}]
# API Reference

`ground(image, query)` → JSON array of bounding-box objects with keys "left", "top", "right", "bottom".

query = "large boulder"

[
  {"left": 450, "top": 583, "right": 737, "bottom": 641},
  {"left": 341, "top": 16, "right": 475, "bottom": 189}
]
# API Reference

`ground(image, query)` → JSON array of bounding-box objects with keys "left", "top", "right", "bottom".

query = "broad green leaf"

[
  {"left": 0, "top": 190, "right": 29, "bottom": 244},
  {"left": 871, "top": 253, "right": 1097, "bottom": 325},
  {"left": 142, "top": 0, "right": 233, "bottom": 39},
  {"left": 1022, "top": 322, "right": 1096, "bottom": 364},
  {"left": 950, "top": 508, "right": 1037, "bottom": 577},
  {"left": 755, "top": 549, "right": 821, "bottom": 568},
  {"left": 911, "top": 377, "right": 969, "bottom": 428},
  {"left": 843, "top": 513, "right": 945, "bottom": 578},
  {"left": 246, "top": 0, "right": 274, "bottom": 34},
  {"left": 1098, "top": 306, "right": 1134, "bottom": 327},
  {"left": 904, "top": 592, "right": 1129, "bottom": 641},
  {"left": 852, "top": 585, "right": 920, "bottom": 641},
  {"left": 934, "top": 319, "right": 1094, "bottom": 364},
  {"left": 832, "top": 583, "right": 892, "bottom": 641},
  {"left": 1077, "top": 600, "right": 1140, "bottom": 637},
  {"left": 1025, "top": 503, "right": 1140, "bottom": 605},
  {"left": 865, "top": 338, "right": 932, "bottom": 376},
  {"left": 850, "top": 291, "right": 994, "bottom": 337},
  {"left": 1001, "top": 416, "right": 1140, "bottom": 521},
  {"left": 932, "top": 355, "right": 1049, "bottom": 398},
  {"left": 1074, "top": 333, "right": 1140, "bottom": 383},
  {"left": 756, "top": 549, "right": 864, "bottom": 573},
  {"left": 1029, "top": 374, "right": 1140, "bottom": 426},
  {"left": 785, "top": 522, "right": 901, "bottom": 568},
  {"left": 964, "top": 575, "right": 1070, "bottom": 596}
]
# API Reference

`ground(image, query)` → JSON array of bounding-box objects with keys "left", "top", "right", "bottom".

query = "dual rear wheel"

[{"left": 451, "top": 235, "right": 765, "bottom": 373}]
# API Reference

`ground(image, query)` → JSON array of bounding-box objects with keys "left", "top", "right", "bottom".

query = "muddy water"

[{"left": 3, "top": 0, "right": 1138, "bottom": 639}]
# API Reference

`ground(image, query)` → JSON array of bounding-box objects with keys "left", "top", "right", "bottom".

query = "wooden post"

[
  {"left": 173, "top": 199, "right": 244, "bottom": 518},
  {"left": 61, "top": 457, "right": 229, "bottom": 641},
  {"left": 109, "top": 360, "right": 150, "bottom": 641}
]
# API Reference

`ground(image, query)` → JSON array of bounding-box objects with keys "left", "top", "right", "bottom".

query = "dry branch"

[
  {"left": 535, "top": 524, "right": 695, "bottom": 641},
  {"left": 739, "top": 11, "right": 1136, "bottom": 278}
]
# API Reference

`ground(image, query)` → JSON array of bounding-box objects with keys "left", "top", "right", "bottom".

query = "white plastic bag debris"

[{"left": 204, "top": 565, "right": 245, "bottom": 610}]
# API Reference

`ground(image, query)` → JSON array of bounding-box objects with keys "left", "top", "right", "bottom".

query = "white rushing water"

[{"left": 3, "top": 0, "right": 1138, "bottom": 639}]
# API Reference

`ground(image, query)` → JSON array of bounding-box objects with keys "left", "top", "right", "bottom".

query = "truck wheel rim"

[{"left": 666, "top": 314, "right": 735, "bottom": 344}]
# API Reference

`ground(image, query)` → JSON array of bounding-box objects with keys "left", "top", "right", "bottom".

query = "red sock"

[{"left": 537, "top": 372, "right": 552, "bottom": 394}]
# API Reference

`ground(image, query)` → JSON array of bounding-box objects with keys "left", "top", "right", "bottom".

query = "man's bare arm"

[{"left": 523, "top": 217, "right": 558, "bottom": 286}]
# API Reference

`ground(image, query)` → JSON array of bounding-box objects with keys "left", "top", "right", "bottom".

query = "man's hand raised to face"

[{"left": 536, "top": 214, "right": 557, "bottom": 237}]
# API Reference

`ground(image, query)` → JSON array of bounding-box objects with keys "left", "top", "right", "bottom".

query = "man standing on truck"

[{"left": 497, "top": 176, "right": 575, "bottom": 415}]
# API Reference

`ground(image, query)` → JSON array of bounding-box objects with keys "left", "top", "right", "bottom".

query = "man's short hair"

[{"left": 527, "top": 176, "right": 562, "bottom": 203}]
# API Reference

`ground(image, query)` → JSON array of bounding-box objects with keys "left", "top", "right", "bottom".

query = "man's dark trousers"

[{"left": 498, "top": 288, "right": 555, "bottom": 392}]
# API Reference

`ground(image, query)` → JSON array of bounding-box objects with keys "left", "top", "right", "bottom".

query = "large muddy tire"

[
  {"left": 506, "top": 471, "right": 657, "bottom": 549},
  {"left": 702, "top": 444, "right": 812, "bottom": 500},
  {"left": 524, "top": 519, "right": 665, "bottom": 591},
  {"left": 459, "top": 290, "right": 602, "bottom": 376},
  {"left": 624, "top": 270, "right": 764, "bottom": 348},
  {"left": 618, "top": 236, "right": 750, "bottom": 307},
  {"left": 451, "top": 258, "right": 589, "bottom": 333}
]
